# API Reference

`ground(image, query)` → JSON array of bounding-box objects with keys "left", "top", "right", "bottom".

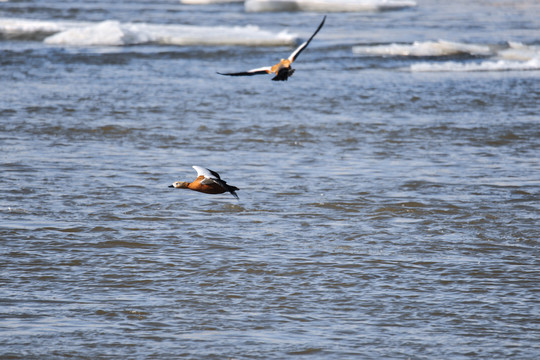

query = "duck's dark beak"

[{"left": 168, "top": 184, "right": 174, "bottom": 188}]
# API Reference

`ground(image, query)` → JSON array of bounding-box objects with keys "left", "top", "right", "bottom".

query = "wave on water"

[
  {"left": 353, "top": 40, "right": 540, "bottom": 72},
  {"left": 245, "top": 0, "right": 416, "bottom": 13},
  {"left": 0, "top": 18, "right": 297, "bottom": 47}
]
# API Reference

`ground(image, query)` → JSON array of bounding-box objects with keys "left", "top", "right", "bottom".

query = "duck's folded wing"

[
  {"left": 217, "top": 66, "right": 272, "bottom": 77},
  {"left": 200, "top": 176, "right": 229, "bottom": 191},
  {"left": 200, "top": 177, "right": 219, "bottom": 185},
  {"left": 287, "top": 15, "right": 326, "bottom": 63}
]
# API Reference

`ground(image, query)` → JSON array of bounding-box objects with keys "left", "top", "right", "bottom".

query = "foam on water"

[
  {"left": 0, "top": 18, "right": 297, "bottom": 47},
  {"left": 245, "top": 0, "right": 416, "bottom": 13}
]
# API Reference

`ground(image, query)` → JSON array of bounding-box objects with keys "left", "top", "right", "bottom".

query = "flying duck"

[
  {"left": 217, "top": 16, "right": 326, "bottom": 81},
  {"left": 169, "top": 166, "right": 239, "bottom": 199}
]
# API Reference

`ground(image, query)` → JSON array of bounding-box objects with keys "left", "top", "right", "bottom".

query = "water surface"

[{"left": 1, "top": 0, "right": 539, "bottom": 358}]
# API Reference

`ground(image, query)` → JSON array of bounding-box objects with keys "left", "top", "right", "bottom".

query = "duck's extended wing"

[
  {"left": 287, "top": 15, "right": 326, "bottom": 63},
  {"left": 217, "top": 66, "right": 272, "bottom": 77}
]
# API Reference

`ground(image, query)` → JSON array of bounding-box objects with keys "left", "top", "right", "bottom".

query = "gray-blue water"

[{"left": 1, "top": 0, "right": 539, "bottom": 358}]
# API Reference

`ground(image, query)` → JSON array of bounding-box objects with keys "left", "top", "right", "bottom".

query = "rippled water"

[{"left": 1, "top": 0, "right": 539, "bottom": 359}]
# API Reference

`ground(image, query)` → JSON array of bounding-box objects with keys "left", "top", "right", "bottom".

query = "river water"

[{"left": 1, "top": 0, "right": 539, "bottom": 358}]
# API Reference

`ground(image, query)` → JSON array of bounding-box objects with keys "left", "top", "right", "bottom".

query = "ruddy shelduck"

[
  {"left": 217, "top": 16, "right": 326, "bottom": 81},
  {"left": 169, "top": 166, "right": 239, "bottom": 199}
]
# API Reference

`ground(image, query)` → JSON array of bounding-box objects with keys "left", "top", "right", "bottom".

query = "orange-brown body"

[
  {"left": 172, "top": 176, "right": 227, "bottom": 195},
  {"left": 270, "top": 59, "right": 292, "bottom": 74}
]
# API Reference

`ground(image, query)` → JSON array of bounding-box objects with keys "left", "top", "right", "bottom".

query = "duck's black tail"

[
  {"left": 272, "top": 68, "right": 295, "bottom": 81},
  {"left": 225, "top": 184, "right": 240, "bottom": 199}
]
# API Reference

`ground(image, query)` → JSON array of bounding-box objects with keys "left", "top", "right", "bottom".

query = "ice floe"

[
  {"left": 0, "top": 17, "right": 297, "bottom": 47},
  {"left": 245, "top": 0, "right": 416, "bottom": 13},
  {"left": 353, "top": 39, "right": 540, "bottom": 72},
  {"left": 180, "top": 0, "right": 244, "bottom": 4},
  {"left": 353, "top": 40, "right": 492, "bottom": 57},
  {"left": 409, "top": 42, "right": 540, "bottom": 72},
  {"left": 410, "top": 58, "right": 540, "bottom": 72}
]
